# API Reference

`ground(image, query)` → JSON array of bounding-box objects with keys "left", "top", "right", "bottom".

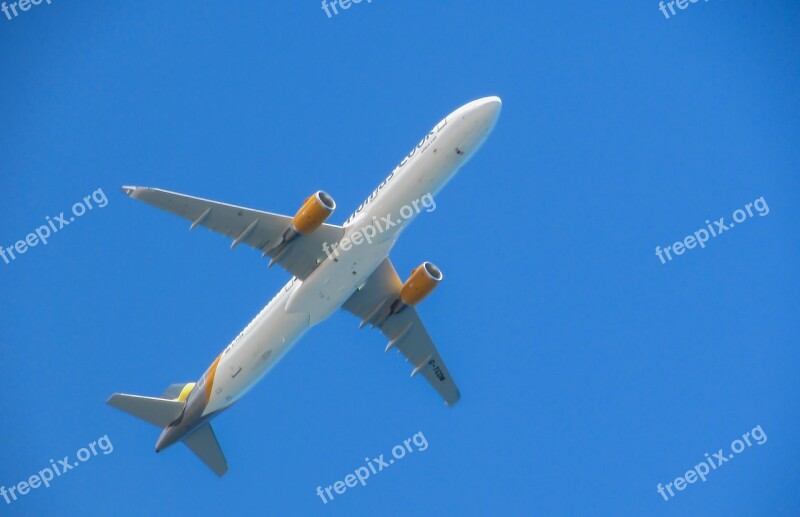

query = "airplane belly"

[
  {"left": 205, "top": 307, "right": 310, "bottom": 414},
  {"left": 285, "top": 239, "right": 393, "bottom": 325}
]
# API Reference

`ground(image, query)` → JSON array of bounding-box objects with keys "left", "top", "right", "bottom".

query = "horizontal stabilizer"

[
  {"left": 107, "top": 393, "right": 184, "bottom": 428},
  {"left": 183, "top": 423, "right": 228, "bottom": 477}
]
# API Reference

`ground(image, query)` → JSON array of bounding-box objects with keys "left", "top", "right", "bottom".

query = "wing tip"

[
  {"left": 121, "top": 186, "right": 155, "bottom": 199},
  {"left": 120, "top": 185, "right": 138, "bottom": 197},
  {"left": 446, "top": 391, "right": 461, "bottom": 407}
]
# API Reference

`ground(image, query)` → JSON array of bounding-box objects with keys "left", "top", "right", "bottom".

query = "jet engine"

[
  {"left": 399, "top": 262, "right": 443, "bottom": 306},
  {"left": 361, "top": 262, "right": 443, "bottom": 329},
  {"left": 293, "top": 191, "right": 336, "bottom": 234},
  {"left": 263, "top": 191, "right": 336, "bottom": 267}
]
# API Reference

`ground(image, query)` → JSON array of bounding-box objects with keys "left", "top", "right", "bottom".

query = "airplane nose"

[
  {"left": 451, "top": 97, "right": 502, "bottom": 154},
  {"left": 473, "top": 96, "right": 502, "bottom": 129}
]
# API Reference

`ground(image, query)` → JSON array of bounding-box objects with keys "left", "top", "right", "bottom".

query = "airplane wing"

[
  {"left": 121, "top": 186, "right": 344, "bottom": 280},
  {"left": 342, "top": 258, "right": 461, "bottom": 406}
]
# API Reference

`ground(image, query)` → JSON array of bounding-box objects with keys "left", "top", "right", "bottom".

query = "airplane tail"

[{"left": 106, "top": 384, "right": 228, "bottom": 476}]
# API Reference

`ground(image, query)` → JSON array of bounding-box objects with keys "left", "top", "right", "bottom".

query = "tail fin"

[
  {"left": 160, "top": 382, "right": 196, "bottom": 402},
  {"left": 183, "top": 423, "right": 228, "bottom": 476},
  {"left": 106, "top": 393, "right": 184, "bottom": 428}
]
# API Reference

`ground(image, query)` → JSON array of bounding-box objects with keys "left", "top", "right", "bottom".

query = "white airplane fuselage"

[{"left": 156, "top": 97, "right": 502, "bottom": 451}]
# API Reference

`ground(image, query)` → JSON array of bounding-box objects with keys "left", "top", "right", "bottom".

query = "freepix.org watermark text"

[
  {"left": 322, "top": 193, "right": 436, "bottom": 260},
  {"left": 655, "top": 196, "right": 769, "bottom": 265},
  {"left": 1, "top": 435, "right": 113, "bottom": 506},
  {"left": 656, "top": 425, "right": 767, "bottom": 502},
  {"left": 321, "top": 0, "right": 373, "bottom": 19},
  {"left": 1, "top": 188, "right": 109, "bottom": 266},
  {"left": 1, "top": 0, "right": 52, "bottom": 22},
  {"left": 315, "top": 431, "right": 428, "bottom": 504},
  {"left": 658, "top": 0, "right": 713, "bottom": 20}
]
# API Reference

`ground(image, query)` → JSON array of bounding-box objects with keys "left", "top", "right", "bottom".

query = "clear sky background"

[{"left": 1, "top": 1, "right": 798, "bottom": 515}]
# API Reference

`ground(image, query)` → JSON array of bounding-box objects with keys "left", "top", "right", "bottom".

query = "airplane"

[{"left": 107, "top": 96, "right": 502, "bottom": 476}]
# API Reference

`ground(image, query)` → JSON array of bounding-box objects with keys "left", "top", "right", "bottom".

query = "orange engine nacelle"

[
  {"left": 399, "top": 262, "right": 443, "bottom": 306},
  {"left": 292, "top": 191, "right": 336, "bottom": 235}
]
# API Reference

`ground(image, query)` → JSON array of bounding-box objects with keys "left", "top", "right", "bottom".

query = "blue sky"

[{"left": 1, "top": 1, "right": 799, "bottom": 515}]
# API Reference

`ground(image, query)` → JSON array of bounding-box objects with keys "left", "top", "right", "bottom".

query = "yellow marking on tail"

[{"left": 177, "top": 382, "right": 196, "bottom": 402}]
